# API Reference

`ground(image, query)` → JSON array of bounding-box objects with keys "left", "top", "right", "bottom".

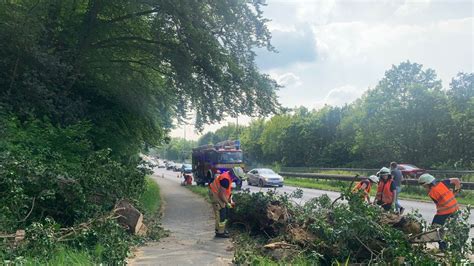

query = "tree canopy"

[
  {"left": 0, "top": 1, "right": 279, "bottom": 262},
  {"left": 199, "top": 62, "right": 473, "bottom": 169}
]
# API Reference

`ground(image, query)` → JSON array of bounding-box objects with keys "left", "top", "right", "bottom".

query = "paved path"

[{"left": 129, "top": 171, "right": 233, "bottom": 265}]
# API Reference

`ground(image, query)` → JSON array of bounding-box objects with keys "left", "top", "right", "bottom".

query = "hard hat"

[
  {"left": 418, "top": 173, "right": 435, "bottom": 185},
  {"left": 231, "top": 167, "right": 245, "bottom": 179},
  {"left": 377, "top": 167, "right": 391, "bottom": 176},
  {"left": 368, "top": 175, "right": 379, "bottom": 183}
]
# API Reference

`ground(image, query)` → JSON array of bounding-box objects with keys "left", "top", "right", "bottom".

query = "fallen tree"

[{"left": 229, "top": 188, "right": 471, "bottom": 264}]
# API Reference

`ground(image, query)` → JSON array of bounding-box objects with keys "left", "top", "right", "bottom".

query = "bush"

[
  {"left": 229, "top": 188, "right": 472, "bottom": 264},
  {"left": 0, "top": 115, "right": 153, "bottom": 263}
]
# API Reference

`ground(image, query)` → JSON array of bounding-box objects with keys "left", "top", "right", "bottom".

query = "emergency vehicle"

[{"left": 192, "top": 140, "right": 244, "bottom": 188}]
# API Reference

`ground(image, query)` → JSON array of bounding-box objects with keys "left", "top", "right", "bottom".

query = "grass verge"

[
  {"left": 186, "top": 185, "right": 212, "bottom": 203},
  {"left": 285, "top": 177, "right": 474, "bottom": 205},
  {"left": 22, "top": 247, "right": 93, "bottom": 266},
  {"left": 139, "top": 176, "right": 162, "bottom": 214},
  {"left": 137, "top": 176, "right": 167, "bottom": 242}
]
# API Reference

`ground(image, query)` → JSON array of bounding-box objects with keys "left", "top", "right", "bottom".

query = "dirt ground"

[{"left": 129, "top": 172, "right": 233, "bottom": 265}]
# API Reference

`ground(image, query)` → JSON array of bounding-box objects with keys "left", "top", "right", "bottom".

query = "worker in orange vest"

[
  {"left": 375, "top": 167, "right": 397, "bottom": 211},
  {"left": 352, "top": 175, "right": 379, "bottom": 203},
  {"left": 208, "top": 167, "right": 246, "bottom": 238},
  {"left": 418, "top": 173, "right": 461, "bottom": 250}
]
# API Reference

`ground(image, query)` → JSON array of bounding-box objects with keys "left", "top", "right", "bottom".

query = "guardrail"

[
  {"left": 279, "top": 172, "right": 474, "bottom": 190},
  {"left": 281, "top": 167, "right": 474, "bottom": 174}
]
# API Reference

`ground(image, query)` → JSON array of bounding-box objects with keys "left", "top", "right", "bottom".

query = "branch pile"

[
  {"left": 229, "top": 189, "right": 471, "bottom": 264},
  {"left": 1, "top": 200, "right": 149, "bottom": 260}
]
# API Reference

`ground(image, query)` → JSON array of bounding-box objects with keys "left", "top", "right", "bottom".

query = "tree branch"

[
  {"left": 18, "top": 197, "right": 35, "bottom": 222},
  {"left": 108, "top": 59, "right": 166, "bottom": 74},
  {"left": 102, "top": 8, "right": 159, "bottom": 24},
  {"left": 91, "top": 36, "right": 164, "bottom": 48}
]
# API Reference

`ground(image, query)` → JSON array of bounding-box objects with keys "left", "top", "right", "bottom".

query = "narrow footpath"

[{"left": 129, "top": 172, "right": 233, "bottom": 265}]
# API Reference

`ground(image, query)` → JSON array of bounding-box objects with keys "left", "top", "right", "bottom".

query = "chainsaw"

[{"left": 409, "top": 228, "right": 444, "bottom": 243}]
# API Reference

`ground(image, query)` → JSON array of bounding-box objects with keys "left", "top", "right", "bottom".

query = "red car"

[{"left": 398, "top": 164, "right": 426, "bottom": 178}]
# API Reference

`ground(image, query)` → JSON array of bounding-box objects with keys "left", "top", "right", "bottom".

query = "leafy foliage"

[
  {"left": 229, "top": 189, "right": 471, "bottom": 264},
  {"left": 200, "top": 62, "right": 473, "bottom": 169},
  {"left": 156, "top": 138, "right": 197, "bottom": 162},
  {"left": 1, "top": 0, "right": 278, "bottom": 263}
]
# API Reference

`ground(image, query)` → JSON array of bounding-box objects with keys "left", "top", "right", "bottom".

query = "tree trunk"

[{"left": 114, "top": 200, "right": 143, "bottom": 234}]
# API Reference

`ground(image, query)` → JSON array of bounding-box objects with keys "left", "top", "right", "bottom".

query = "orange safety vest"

[
  {"left": 209, "top": 171, "right": 232, "bottom": 200},
  {"left": 376, "top": 179, "right": 394, "bottom": 205},
  {"left": 429, "top": 182, "right": 459, "bottom": 215},
  {"left": 352, "top": 180, "right": 371, "bottom": 201}
]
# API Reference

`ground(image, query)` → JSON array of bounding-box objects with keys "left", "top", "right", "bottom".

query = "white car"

[{"left": 247, "top": 168, "right": 284, "bottom": 187}]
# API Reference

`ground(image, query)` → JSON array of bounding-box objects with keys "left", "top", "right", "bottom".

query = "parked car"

[
  {"left": 181, "top": 164, "right": 192, "bottom": 174},
  {"left": 166, "top": 162, "right": 175, "bottom": 170},
  {"left": 398, "top": 164, "right": 426, "bottom": 178},
  {"left": 173, "top": 163, "right": 183, "bottom": 172},
  {"left": 247, "top": 168, "right": 284, "bottom": 187}
]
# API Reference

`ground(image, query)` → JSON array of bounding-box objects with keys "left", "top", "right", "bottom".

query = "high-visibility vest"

[
  {"left": 209, "top": 171, "right": 232, "bottom": 200},
  {"left": 376, "top": 179, "right": 394, "bottom": 205},
  {"left": 429, "top": 182, "right": 459, "bottom": 215},
  {"left": 352, "top": 180, "right": 371, "bottom": 201}
]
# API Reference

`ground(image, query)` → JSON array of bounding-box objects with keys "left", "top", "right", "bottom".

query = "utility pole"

[{"left": 236, "top": 116, "right": 239, "bottom": 135}]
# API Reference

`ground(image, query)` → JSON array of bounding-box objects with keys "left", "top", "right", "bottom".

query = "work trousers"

[
  {"left": 209, "top": 190, "right": 229, "bottom": 234},
  {"left": 395, "top": 186, "right": 403, "bottom": 212},
  {"left": 432, "top": 212, "right": 456, "bottom": 251}
]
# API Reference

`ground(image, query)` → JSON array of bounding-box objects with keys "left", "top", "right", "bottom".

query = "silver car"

[{"left": 247, "top": 168, "right": 284, "bottom": 187}]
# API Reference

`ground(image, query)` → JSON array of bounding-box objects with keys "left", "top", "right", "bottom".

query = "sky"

[{"left": 171, "top": 0, "right": 474, "bottom": 140}]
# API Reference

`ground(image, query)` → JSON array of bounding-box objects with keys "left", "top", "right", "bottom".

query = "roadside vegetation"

[
  {"left": 187, "top": 185, "right": 471, "bottom": 264},
  {"left": 186, "top": 186, "right": 212, "bottom": 203},
  {"left": 195, "top": 63, "right": 473, "bottom": 172},
  {"left": 1, "top": 0, "right": 278, "bottom": 263},
  {"left": 230, "top": 189, "right": 471, "bottom": 264},
  {"left": 1, "top": 177, "right": 165, "bottom": 265},
  {"left": 284, "top": 177, "right": 474, "bottom": 205},
  {"left": 139, "top": 177, "right": 162, "bottom": 215}
]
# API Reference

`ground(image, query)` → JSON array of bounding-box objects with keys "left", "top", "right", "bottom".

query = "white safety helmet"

[
  {"left": 377, "top": 167, "right": 391, "bottom": 176},
  {"left": 368, "top": 175, "right": 379, "bottom": 184},
  {"left": 418, "top": 173, "right": 435, "bottom": 185}
]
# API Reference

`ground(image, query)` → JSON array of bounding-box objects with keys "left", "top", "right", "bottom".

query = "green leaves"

[
  {"left": 201, "top": 61, "right": 472, "bottom": 170},
  {"left": 230, "top": 189, "right": 468, "bottom": 264}
]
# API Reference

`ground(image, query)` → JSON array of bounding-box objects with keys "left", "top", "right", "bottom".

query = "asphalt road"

[{"left": 155, "top": 168, "right": 473, "bottom": 240}]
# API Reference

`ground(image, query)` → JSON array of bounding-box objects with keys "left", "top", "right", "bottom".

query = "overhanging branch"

[{"left": 102, "top": 8, "right": 159, "bottom": 24}]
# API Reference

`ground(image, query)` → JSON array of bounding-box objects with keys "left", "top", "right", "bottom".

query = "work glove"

[{"left": 226, "top": 203, "right": 233, "bottom": 209}]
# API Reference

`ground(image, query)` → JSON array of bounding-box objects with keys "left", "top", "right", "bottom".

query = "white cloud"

[
  {"left": 394, "top": 0, "right": 431, "bottom": 17},
  {"left": 322, "top": 85, "right": 364, "bottom": 106},
  {"left": 273, "top": 72, "right": 303, "bottom": 87},
  {"left": 294, "top": 0, "right": 337, "bottom": 25},
  {"left": 171, "top": 1, "right": 473, "bottom": 139}
]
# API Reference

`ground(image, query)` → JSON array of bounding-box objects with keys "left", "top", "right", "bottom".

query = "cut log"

[
  {"left": 137, "top": 224, "right": 148, "bottom": 236},
  {"left": 264, "top": 241, "right": 296, "bottom": 249},
  {"left": 266, "top": 202, "right": 288, "bottom": 223},
  {"left": 115, "top": 200, "right": 144, "bottom": 234},
  {"left": 15, "top": 230, "right": 25, "bottom": 243}
]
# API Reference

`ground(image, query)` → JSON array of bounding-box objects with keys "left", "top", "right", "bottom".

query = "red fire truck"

[{"left": 192, "top": 140, "right": 245, "bottom": 188}]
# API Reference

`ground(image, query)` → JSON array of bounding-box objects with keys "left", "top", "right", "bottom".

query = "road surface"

[{"left": 156, "top": 168, "right": 473, "bottom": 240}]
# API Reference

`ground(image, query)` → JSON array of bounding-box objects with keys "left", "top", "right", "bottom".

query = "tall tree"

[
  {"left": 446, "top": 73, "right": 474, "bottom": 167},
  {"left": 352, "top": 61, "right": 449, "bottom": 167},
  {"left": 0, "top": 0, "right": 280, "bottom": 157},
  {"left": 241, "top": 119, "right": 266, "bottom": 166}
]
